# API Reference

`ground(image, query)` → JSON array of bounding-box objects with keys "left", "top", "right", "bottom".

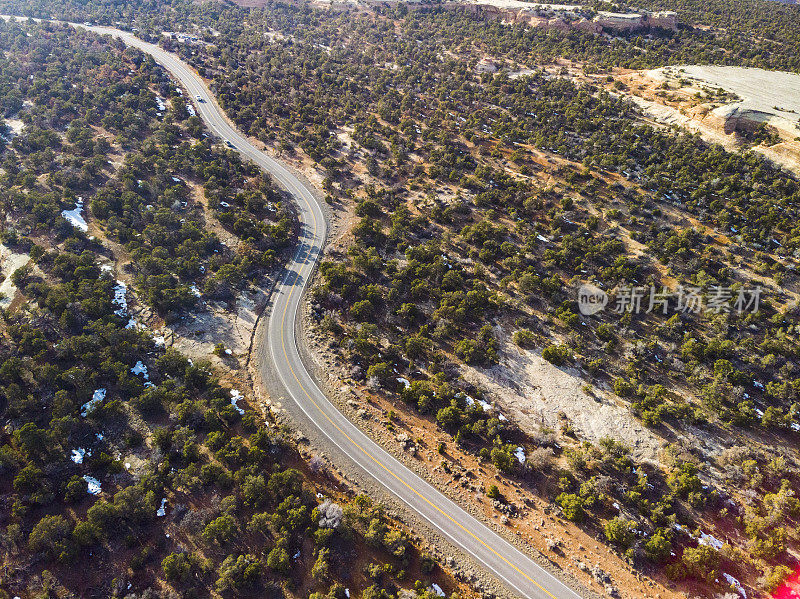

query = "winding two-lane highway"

[{"left": 8, "top": 17, "right": 585, "bottom": 599}]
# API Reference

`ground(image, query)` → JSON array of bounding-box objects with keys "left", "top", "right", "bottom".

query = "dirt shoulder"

[{"left": 292, "top": 290, "right": 688, "bottom": 599}]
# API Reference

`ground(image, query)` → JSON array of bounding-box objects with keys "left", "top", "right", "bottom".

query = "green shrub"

[
  {"left": 266, "top": 546, "right": 290, "bottom": 574},
  {"left": 644, "top": 529, "right": 672, "bottom": 563},
  {"left": 542, "top": 344, "right": 570, "bottom": 366},
  {"left": 512, "top": 329, "right": 536, "bottom": 348},
  {"left": 556, "top": 493, "right": 585, "bottom": 522},
  {"left": 162, "top": 552, "right": 193, "bottom": 582},
  {"left": 603, "top": 517, "right": 635, "bottom": 549},
  {"left": 202, "top": 515, "right": 237, "bottom": 545},
  {"left": 28, "top": 515, "right": 73, "bottom": 559},
  {"left": 613, "top": 378, "right": 635, "bottom": 398}
]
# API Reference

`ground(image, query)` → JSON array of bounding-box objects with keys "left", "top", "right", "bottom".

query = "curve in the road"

[{"left": 6, "top": 16, "right": 586, "bottom": 599}]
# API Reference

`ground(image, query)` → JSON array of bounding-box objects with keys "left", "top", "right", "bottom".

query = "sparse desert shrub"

[
  {"left": 512, "top": 329, "right": 536, "bottom": 348},
  {"left": 556, "top": 493, "right": 585, "bottom": 522},
  {"left": 542, "top": 344, "right": 570, "bottom": 365},
  {"left": 603, "top": 517, "right": 635, "bottom": 549},
  {"left": 526, "top": 447, "right": 554, "bottom": 471}
]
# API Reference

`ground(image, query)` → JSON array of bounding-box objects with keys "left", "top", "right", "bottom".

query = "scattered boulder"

[
  {"left": 592, "top": 565, "right": 611, "bottom": 584},
  {"left": 546, "top": 538, "right": 563, "bottom": 553}
]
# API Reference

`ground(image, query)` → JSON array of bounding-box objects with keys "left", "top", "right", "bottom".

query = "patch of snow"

[
  {"left": 723, "top": 573, "right": 746, "bottom": 598},
  {"left": 131, "top": 361, "right": 149, "bottom": 379},
  {"left": 186, "top": 103, "right": 196, "bottom": 116},
  {"left": 155, "top": 96, "right": 166, "bottom": 111},
  {"left": 190, "top": 284, "right": 202, "bottom": 297},
  {"left": 396, "top": 377, "right": 410, "bottom": 389},
  {"left": 345, "top": 590, "right": 350, "bottom": 598},
  {"left": 514, "top": 446, "right": 526, "bottom": 464},
  {"left": 70, "top": 448, "right": 89, "bottom": 464},
  {"left": 430, "top": 584, "right": 445, "bottom": 597},
  {"left": 156, "top": 498, "right": 167, "bottom": 517},
  {"left": 498, "top": 413, "right": 507, "bottom": 421},
  {"left": 230, "top": 390, "right": 245, "bottom": 415},
  {"left": 536, "top": 234, "right": 549, "bottom": 243},
  {"left": 697, "top": 531, "right": 724, "bottom": 550},
  {"left": 81, "top": 388, "right": 106, "bottom": 417},
  {"left": 171, "top": 176, "right": 182, "bottom": 183},
  {"left": 62, "top": 197, "right": 87, "bottom": 232},
  {"left": 113, "top": 281, "right": 128, "bottom": 316},
  {"left": 478, "top": 399, "right": 492, "bottom": 412},
  {"left": 293, "top": 550, "right": 300, "bottom": 559},
  {"left": 753, "top": 380, "right": 764, "bottom": 389},
  {"left": 153, "top": 334, "right": 166, "bottom": 347},
  {"left": 83, "top": 475, "right": 102, "bottom": 495},
  {"left": 96, "top": 433, "right": 104, "bottom": 440}
]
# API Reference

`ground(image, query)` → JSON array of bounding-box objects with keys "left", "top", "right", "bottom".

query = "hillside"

[
  {"left": 0, "top": 0, "right": 799, "bottom": 598},
  {"left": 0, "top": 20, "right": 460, "bottom": 599}
]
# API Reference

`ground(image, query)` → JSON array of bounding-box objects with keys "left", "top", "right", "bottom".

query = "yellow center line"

[{"left": 276, "top": 195, "right": 562, "bottom": 599}]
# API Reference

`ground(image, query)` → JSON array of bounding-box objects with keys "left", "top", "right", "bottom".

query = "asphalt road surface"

[{"left": 6, "top": 16, "right": 586, "bottom": 599}]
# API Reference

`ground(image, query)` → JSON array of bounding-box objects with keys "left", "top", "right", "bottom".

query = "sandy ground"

[
  {"left": 463, "top": 335, "right": 666, "bottom": 463},
  {"left": 632, "top": 66, "right": 800, "bottom": 174},
  {"left": 649, "top": 65, "right": 800, "bottom": 118},
  {"left": 625, "top": 95, "right": 740, "bottom": 151},
  {"left": 0, "top": 243, "right": 31, "bottom": 309},
  {"left": 2, "top": 117, "right": 25, "bottom": 136},
  {"left": 168, "top": 286, "right": 271, "bottom": 367}
]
